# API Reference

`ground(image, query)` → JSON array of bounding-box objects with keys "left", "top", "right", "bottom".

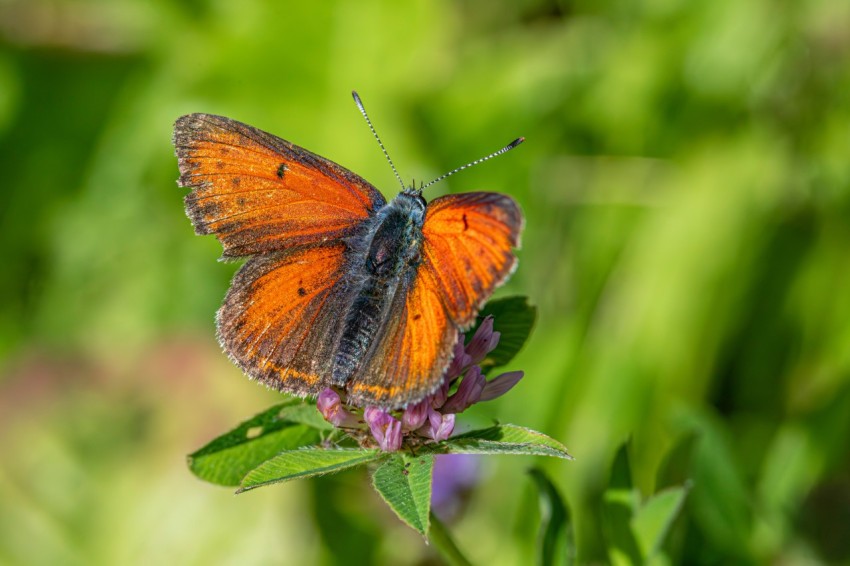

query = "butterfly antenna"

[
  {"left": 352, "top": 91, "right": 406, "bottom": 192},
  {"left": 420, "top": 137, "right": 525, "bottom": 191}
]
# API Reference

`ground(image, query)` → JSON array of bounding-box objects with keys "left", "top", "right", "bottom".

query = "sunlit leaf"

[
  {"left": 371, "top": 453, "right": 434, "bottom": 536},
  {"left": 631, "top": 484, "right": 690, "bottom": 560},
  {"left": 602, "top": 487, "right": 641, "bottom": 566},
  {"left": 188, "top": 400, "right": 325, "bottom": 487},
  {"left": 433, "top": 424, "right": 573, "bottom": 459},
  {"left": 238, "top": 448, "right": 383, "bottom": 492}
]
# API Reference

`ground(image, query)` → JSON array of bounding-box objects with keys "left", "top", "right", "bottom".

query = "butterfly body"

[
  {"left": 174, "top": 110, "right": 522, "bottom": 409},
  {"left": 333, "top": 192, "right": 426, "bottom": 385}
]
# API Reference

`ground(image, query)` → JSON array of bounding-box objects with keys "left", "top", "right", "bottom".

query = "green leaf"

[
  {"left": 602, "top": 444, "right": 641, "bottom": 566},
  {"left": 238, "top": 448, "right": 383, "bottom": 492},
  {"left": 188, "top": 400, "right": 325, "bottom": 487},
  {"left": 655, "top": 433, "right": 698, "bottom": 490},
  {"left": 467, "top": 296, "right": 537, "bottom": 373},
  {"left": 602, "top": 490, "right": 641, "bottom": 566},
  {"left": 631, "top": 484, "right": 690, "bottom": 560},
  {"left": 429, "top": 511, "right": 474, "bottom": 566},
  {"left": 610, "top": 443, "right": 633, "bottom": 490},
  {"left": 529, "top": 468, "right": 575, "bottom": 566},
  {"left": 684, "top": 411, "right": 753, "bottom": 552},
  {"left": 370, "top": 453, "right": 434, "bottom": 536},
  {"left": 278, "top": 401, "right": 336, "bottom": 431},
  {"left": 433, "top": 424, "right": 574, "bottom": 459}
]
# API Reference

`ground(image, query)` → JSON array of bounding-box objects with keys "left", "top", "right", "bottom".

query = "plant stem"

[{"left": 429, "top": 511, "right": 473, "bottom": 566}]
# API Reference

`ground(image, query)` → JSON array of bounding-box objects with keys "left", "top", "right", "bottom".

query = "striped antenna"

[
  {"left": 420, "top": 137, "right": 525, "bottom": 191},
  {"left": 352, "top": 91, "right": 405, "bottom": 192}
]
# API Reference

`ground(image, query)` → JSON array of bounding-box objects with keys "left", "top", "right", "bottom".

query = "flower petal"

[
  {"left": 442, "top": 365, "right": 486, "bottom": 414},
  {"left": 364, "top": 407, "right": 403, "bottom": 451},
  {"left": 381, "top": 418, "right": 403, "bottom": 451},
  {"left": 479, "top": 371, "right": 525, "bottom": 402},
  {"left": 445, "top": 339, "right": 472, "bottom": 381},
  {"left": 465, "top": 316, "right": 498, "bottom": 364},
  {"left": 317, "top": 388, "right": 359, "bottom": 427},
  {"left": 418, "top": 407, "right": 455, "bottom": 441},
  {"left": 402, "top": 399, "right": 429, "bottom": 431}
]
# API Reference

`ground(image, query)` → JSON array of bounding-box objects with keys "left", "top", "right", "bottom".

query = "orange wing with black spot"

[
  {"left": 421, "top": 192, "right": 523, "bottom": 327},
  {"left": 174, "top": 113, "right": 386, "bottom": 258},
  {"left": 346, "top": 269, "right": 457, "bottom": 407},
  {"left": 216, "top": 243, "right": 352, "bottom": 397}
]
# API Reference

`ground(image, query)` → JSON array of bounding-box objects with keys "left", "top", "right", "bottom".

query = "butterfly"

[{"left": 173, "top": 92, "right": 523, "bottom": 409}]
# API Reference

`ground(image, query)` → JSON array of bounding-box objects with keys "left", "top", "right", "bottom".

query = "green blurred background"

[{"left": 2, "top": 0, "right": 849, "bottom": 564}]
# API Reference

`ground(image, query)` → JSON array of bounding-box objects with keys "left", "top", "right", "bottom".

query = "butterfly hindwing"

[
  {"left": 174, "top": 113, "right": 386, "bottom": 258},
  {"left": 421, "top": 192, "right": 523, "bottom": 327},
  {"left": 216, "top": 243, "right": 352, "bottom": 397},
  {"left": 346, "top": 268, "right": 457, "bottom": 408}
]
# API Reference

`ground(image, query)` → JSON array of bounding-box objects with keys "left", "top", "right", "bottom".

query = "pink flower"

[
  {"left": 402, "top": 400, "right": 429, "bottom": 431},
  {"left": 442, "top": 365, "right": 486, "bottom": 414},
  {"left": 444, "top": 335, "right": 472, "bottom": 381},
  {"left": 464, "top": 316, "right": 500, "bottom": 365},
  {"left": 317, "top": 388, "right": 359, "bottom": 427},
  {"left": 418, "top": 407, "right": 455, "bottom": 441},
  {"left": 364, "top": 407, "right": 403, "bottom": 452},
  {"left": 480, "top": 371, "right": 524, "bottom": 402}
]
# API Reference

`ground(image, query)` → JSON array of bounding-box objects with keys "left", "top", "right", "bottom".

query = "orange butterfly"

[{"left": 173, "top": 92, "right": 523, "bottom": 409}]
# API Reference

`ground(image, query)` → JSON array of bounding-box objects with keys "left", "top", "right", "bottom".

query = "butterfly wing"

[
  {"left": 174, "top": 113, "right": 386, "bottom": 258},
  {"left": 216, "top": 242, "right": 353, "bottom": 396},
  {"left": 346, "top": 270, "right": 457, "bottom": 407},
  {"left": 347, "top": 192, "right": 522, "bottom": 408},
  {"left": 421, "top": 192, "right": 523, "bottom": 326}
]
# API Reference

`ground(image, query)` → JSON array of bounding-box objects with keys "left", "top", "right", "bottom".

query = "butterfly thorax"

[{"left": 332, "top": 193, "right": 426, "bottom": 386}]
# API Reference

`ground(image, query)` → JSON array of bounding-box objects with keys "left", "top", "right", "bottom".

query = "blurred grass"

[{"left": 1, "top": 0, "right": 849, "bottom": 564}]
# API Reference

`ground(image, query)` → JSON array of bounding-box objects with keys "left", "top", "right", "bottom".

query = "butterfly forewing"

[
  {"left": 421, "top": 192, "right": 523, "bottom": 327},
  {"left": 174, "top": 113, "right": 386, "bottom": 258}
]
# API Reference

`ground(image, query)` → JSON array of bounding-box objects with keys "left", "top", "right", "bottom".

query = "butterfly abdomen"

[{"left": 332, "top": 193, "right": 426, "bottom": 387}]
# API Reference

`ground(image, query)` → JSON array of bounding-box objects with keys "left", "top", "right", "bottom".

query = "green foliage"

[
  {"left": 602, "top": 444, "right": 690, "bottom": 565},
  {"left": 371, "top": 453, "right": 434, "bottom": 536},
  {"left": 529, "top": 468, "right": 574, "bottom": 566},
  {"left": 467, "top": 296, "right": 537, "bottom": 374},
  {"left": 188, "top": 400, "right": 328, "bottom": 486},
  {"left": 631, "top": 485, "right": 689, "bottom": 560},
  {"left": 187, "top": 398, "right": 571, "bottom": 543},
  {"left": 432, "top": 424, "right": 573, "bottom": 459},
  {"left": 239, "top": 448, "right": 383, "bottom": 492}
]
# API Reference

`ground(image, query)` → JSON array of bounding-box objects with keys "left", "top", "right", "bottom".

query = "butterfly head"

[{"left": 401, "top": 180, "right": 426, "bottom": 200}]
